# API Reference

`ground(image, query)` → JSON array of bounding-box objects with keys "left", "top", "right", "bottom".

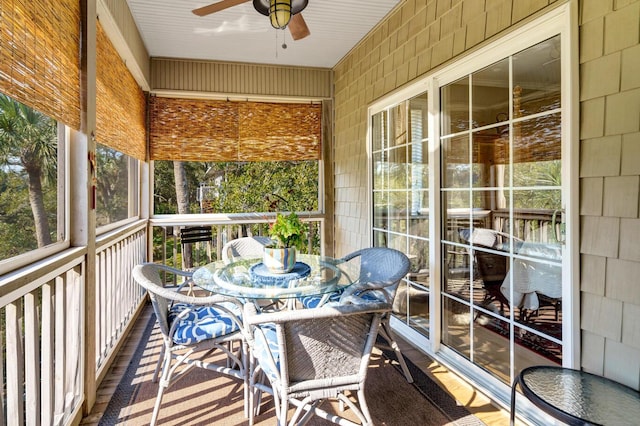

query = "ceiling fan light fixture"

[
  {"left": 253, "top": 0, "right": 308, "bottom": 29},
  {"left": 270, "top": 0, "right": 291, "bottom": 29}
]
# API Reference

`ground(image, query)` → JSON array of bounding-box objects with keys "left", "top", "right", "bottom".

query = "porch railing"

[
  {"left": 0, "top": 219, "right": 148, "bottom": 426},
  {"left": 0, "top": 246, "right": 87, "bottom": 426},
  {"left": 491, "top": 208, "right": 563, "bottom": 243},
  {"left": 150, "top": 213, "right": 325, "bottom": 273},
  {"left": 94, "top": 221, "right": 148, "bottom": 376}
]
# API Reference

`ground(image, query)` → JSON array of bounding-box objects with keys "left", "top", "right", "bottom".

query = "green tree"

[
  {"left": 0, "top": 169, "right": 37, "bottom": 256},
  {"left": 96, "top": 145, "right": 129, "bottom": 226},
  {"left": 154, "top": 160, "right": 318, "bottom": 215},
  {"left": 153, "top": 160, "right": 320, "bottom": 264},
  {"left": 0, "top": 94, "right": 57, "bottom": 248}
]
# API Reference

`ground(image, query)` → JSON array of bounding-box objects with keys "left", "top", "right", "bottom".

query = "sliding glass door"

[
  {"left": 440, "top": 35, "right": 564, "bottom": 384},
  {"left": 369, "top": 7, "right": 574, "bottom": 394}
]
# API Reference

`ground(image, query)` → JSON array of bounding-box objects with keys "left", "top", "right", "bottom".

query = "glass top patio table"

[
  {"left": 192, "top": 254, "right": 360, "bottom": 300},
  {"left": 510, "top": 366, "right": 640, "bottom": 426}
]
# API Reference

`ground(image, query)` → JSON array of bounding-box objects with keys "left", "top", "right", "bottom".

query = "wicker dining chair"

[
  {"left": 299, "top": 247, "right": 413, "bottom": 383},
  {"left": 142, "top": 263, "right": 197, "bottom": 382},
  {"left": 244, "top": 300, "right": 391, "bottom": 426},
  {"left": 132, "top": 263, "right": 248, "bottom": 426},
  {"left": 222, "top": 236, "right": 274, "bottom": 264}
]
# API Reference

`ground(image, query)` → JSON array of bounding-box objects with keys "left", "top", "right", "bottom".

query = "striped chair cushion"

[
  {"left": 253, "top": 323, "right": 280, "bottom": 382},
  {"left": 298, "top": 291, "right": 342, "bottom": 309},
  {"left": 168, "top": 302, "right": 241, "bottom": 345},
  {"left": 299, "top": 289, "right": 384, "bottom": 309}
]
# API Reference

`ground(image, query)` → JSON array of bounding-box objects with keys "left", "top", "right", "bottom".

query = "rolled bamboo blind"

[
  {"left": 0, "top": 0, "right": 81, "bottom": 129},
  {"left": 149, "top": 96, "right": 321, "bottom": 162},
  {"left": 96, "top": 22, "right": 146, "bottom": 161}
]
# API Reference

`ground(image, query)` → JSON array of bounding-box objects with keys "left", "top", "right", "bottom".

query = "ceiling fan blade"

[
  {"left": 288, "top": 13, "right": 310, "bottom": 40},
  {"left": 192, "top": 0, "right": 250, "bottom": 16}
]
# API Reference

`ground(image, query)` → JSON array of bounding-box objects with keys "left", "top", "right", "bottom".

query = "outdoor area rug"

[{"left": 98, "top": 308, "right": 486, "bottom": 425}]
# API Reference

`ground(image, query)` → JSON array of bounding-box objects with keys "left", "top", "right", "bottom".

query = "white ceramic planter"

[{"left": 263, "top": 247, "right": 296, "bottom": 273}]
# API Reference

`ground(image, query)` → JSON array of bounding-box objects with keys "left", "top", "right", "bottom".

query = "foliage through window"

[
  {"left": 0, "top": 93, "right": 63, "bottom": 261},
  {"left": 96, "top": 144, "right": 138, "bottom": 228},
  {"left": 153, "top": 160, "right": 319, "bottom": 215}
]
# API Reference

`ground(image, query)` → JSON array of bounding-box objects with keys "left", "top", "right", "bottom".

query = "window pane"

[
  {"left": 408, "top": 236, "right": 430, "bottom": 288},
  {"left": 442, "top": 295, "right": 471, "bottom": 359},
  {"left": 372, "top": 150, "right": 387, "bottom": 191},
  {"left": 409, "top": 92, "right": 429, "bottom": 141},
  {"left": 514, "top": 325, "right": 562, "bottom": 369},
  {"left": 373, "top": 190, "right": 388, "bottom": 230},
  {"left": 153, "top": 160, "right": 319, "bottom": 214},
  {"left": 396, "top": 281, "right": 430, "bottom": 336},
  {"left": 382, "top": 233, "right": 407, "bottom": 253},
  {"left": 474, "top": 316, "right": 511, "bottom": 380},
  {"left": 472, "top": 58, "right": 509, "bottom": 129},
  {"left": 410, "top": 140, "right": 429, "bottom": 192},
  {"left": 513, "top": 113, "right": 561, "bottom": 187},
  {"left": 390, "top": 102, "right": 408, "bottom": 148},
  {"left": 441, "top": 76, "right": 469, "bottom": 135},
  {"left": 371, "top": 110, "right": 387, "bottom": 152},
  {"left": 96, "top": 144, "right": 135, "bottom": 227},
  {"left": 442, "top": 189, "right": 471, "bottom": 228},
  {"left": 0, "top": 94, "right": 63, "bottom": 261},
  {"left": 513, "top": 35, "right": 561, "bottom": 117},
  {"left": 472, "top": 128, "right": 509, "bottom": 189},
  {"left": 442, "top": 135, "right": 470, "bottom": 188},
  {"left": 388, "top": 145, "right": 408, "bottom": 190},
  {"left": 389, "top": 191, "right": 408, "bottom": 233}
]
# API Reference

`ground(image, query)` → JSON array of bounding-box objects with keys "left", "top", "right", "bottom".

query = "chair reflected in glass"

[
  {"left": 132, "top": 263, "right": 247, "bottom": 426},
  {"left": 244, "top": 300, "right": 391, "bottom": 426},
  {"left": 459, "top": 228, "right": 561, "bottom": 322},
  {"left": 459, "top": 228, "right": 516, "bottom": 315}
]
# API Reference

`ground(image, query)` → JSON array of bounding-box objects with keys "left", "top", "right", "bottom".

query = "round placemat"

[{"left": 249, "top": 262, "right": 311, "bottom": 286}]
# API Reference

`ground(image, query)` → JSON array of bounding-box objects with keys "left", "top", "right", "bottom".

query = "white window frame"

[
  {"left": 96, "top": 152, "right": 141, "bottom": 235},
  {"left": 0, "top": 124, "right": 72, "bottom": 276}
]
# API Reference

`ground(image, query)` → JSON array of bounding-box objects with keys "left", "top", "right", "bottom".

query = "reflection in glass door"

[
  {"left": 440, "top": 36, "right": 564, "bottom": 385},
  {"left": 371, "top": 92, "right": 430, "bottom": 337}
]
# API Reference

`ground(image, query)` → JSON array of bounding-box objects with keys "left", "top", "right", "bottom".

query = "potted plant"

[{"left": 263, "top": 212, "right": 307, "bottom": 273}]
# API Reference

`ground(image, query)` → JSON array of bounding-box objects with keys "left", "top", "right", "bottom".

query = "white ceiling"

[{"left": 125, "top": 0, "right": 402, "bottom": 68}]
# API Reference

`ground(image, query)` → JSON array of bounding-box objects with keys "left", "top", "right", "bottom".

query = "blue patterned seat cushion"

[
  {"left": 253, "top": 323, "right": 280, "bottom": 382},
  {"left": 298, "top": 291, "right": 342, "bottom": 309},
  {"left": 168, "top": 302, "right": 241, "bottom": 345},
  {"left": 299, "top": 289, "right": 382, "bottom": 309}
]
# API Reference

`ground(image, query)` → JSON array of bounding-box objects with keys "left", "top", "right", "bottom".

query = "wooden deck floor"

[{"left": 80, "top": 304, "right": 514, "bottom": 426}]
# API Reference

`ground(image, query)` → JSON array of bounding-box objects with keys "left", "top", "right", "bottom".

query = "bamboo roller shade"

[
  {"left": 149, "top": 96, "right": 321, "bottom": 162},
  {"left": 444, "top": 115, "right": 561, "bottom": 165},
  {"left": 0, "top": 0, "right": 81, "bottom": 129},
  {"left": 96, "top": 22, "right": 146, "bottom": 161},
  {"left": 445, "top": 89, "right": 561, "bottom": 165}
]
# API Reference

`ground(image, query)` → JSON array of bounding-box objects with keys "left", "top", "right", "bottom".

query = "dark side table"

[{"left": 510, "top": 366, "right": 640, "bottom": 425}]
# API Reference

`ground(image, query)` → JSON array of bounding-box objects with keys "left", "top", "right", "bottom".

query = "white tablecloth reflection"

[{"left": 500, "top": 242, "right": 562, "bottom": 311}]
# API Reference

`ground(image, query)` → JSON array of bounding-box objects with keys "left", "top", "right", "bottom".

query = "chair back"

[
  {"left": 132, "top": 263, "right": 174, "bottom": 337},
  {"left": 459, "top": 228, "right": 511, "bottom": 249},
  {"left": 222, "top": 236, "right": 273, "bottom": 264},
  {"left": 247, "top": 302, "right": 390, "bottom": 386},
  {"left": 342, "top": 247, "right": 410, "bottom": 304},
  {"left": 180, "top": 226, "right": 214, "bottom": 269},
  {"left": 459, "top": 228, "right": 522, "bottom": 284}
]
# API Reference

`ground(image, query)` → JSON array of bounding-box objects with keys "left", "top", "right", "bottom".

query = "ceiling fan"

[{"left": 193, "top": 0, "right": 311, "bottom": 41}]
